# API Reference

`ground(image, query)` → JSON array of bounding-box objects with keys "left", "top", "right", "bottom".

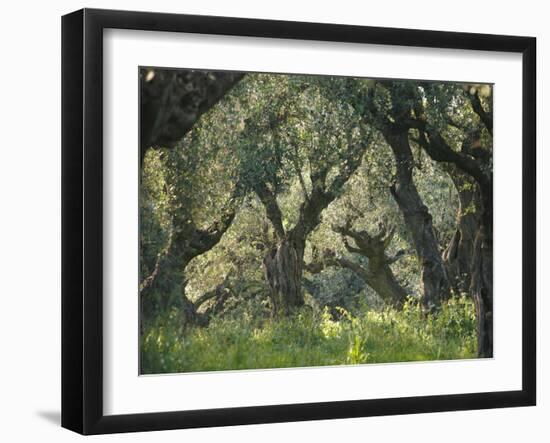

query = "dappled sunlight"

[{"left": 140, "top": 69, "right": 493, "bottom": 373}]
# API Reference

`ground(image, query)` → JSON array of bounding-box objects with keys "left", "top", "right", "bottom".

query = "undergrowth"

[{"left": 141, "top": 295, "right": 477, "bottom": 374}]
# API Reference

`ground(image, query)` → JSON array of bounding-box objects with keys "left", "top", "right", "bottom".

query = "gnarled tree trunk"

[
  {"left": 264, "top": 238, "right": 306, "bottom": 316},
  {"left": 326, "top": 223, "right": 409, "bottom": 308},
  {"left": 140, "top": 191, "right": 239, "bottom": 327},
  {"left": 470, "top": 225, "right": 493, "bottom": 357},
  {"left": 362, "top": 256, "right": 408, "bottom": 308},
  {"left": 383, "top": 129, "right": 450, "bottom": 310},
  {"left": 253, "top": 131, "right": 370, "bottom": 317},
  {"left": 414, "top": 89, "right": 494, "bottom": 357},
  {"left": 140, "top": 237, "right": 202, "bottom": 328},
  {"left": 443, "top": 166, "right": 481, "bottom": 294},
  {"left": 471, "top": 184, "right": 493, "bottom": 357},
  {"left": 140, "top": 239, "right": 234, "bottom": 328}
]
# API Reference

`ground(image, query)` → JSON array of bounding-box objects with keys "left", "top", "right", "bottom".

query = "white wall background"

[{"left": 0, "top": 0, "right": 546, "bottom": 441}]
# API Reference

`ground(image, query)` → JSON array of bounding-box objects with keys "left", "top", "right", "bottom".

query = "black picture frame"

[{"left": 61, "top": 8, "right": 536, "bottom": 435}]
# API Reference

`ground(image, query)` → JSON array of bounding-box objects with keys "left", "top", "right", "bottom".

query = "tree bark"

[
  {"left": 139, "top": 191, "right": 239, "bottom": 327},
  {"left": 360, "top": 82, "right": 451, "bottom": 310},
  {"left": 470, "top": 221, "right": 493, "bottom": 357},
  {"left": 139, "top": 234, "right": 203, "bottom": 327},
  {"left": 443, "top": 166, "right": 481, "bottom": 294},
  {"left": 327, "top": 223, "right": 408, "bottom": 308},
  {"left": 255, "top": 134, "right": 369, "bottom": 316},
  {"left": 383, "top": 129, "right": 450, "bottom": 310},
  {"left": 365, "top": 259, "right": 409, "bottom": 308},
  {"left": 470, "top": 98, "right": 494, "bottom": 358},
  {"left": 264, "top": 238, "right": 306, "bottom": 316},
  {"left": 140, "top": 68, "right": 244, "bottom": 163},
  {"left": 309, "top": 251, "right": 408, "bottom": 309},
  {"left": 414, "top": 97, "right": 493, "bottom": 358},
  {"left": 139, "top": 68, "right": 244, "bottom": 329},
  {"left": 471, "top": 172, "right": 493, "bottom": 357}
]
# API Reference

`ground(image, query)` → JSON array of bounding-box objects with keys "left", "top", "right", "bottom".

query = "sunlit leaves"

[{"left": 140, "top": 70, "right": 492, "bottom": 343}]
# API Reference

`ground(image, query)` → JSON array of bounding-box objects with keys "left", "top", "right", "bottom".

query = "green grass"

[{"left": 141, "top": 295, "right": 477, "bottom": 374}]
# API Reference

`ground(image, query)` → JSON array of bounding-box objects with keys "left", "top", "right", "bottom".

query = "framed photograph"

[{"left": 62, "top": 8, "right": 536, "bottom": 435}]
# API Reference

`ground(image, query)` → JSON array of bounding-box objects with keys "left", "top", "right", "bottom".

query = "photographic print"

[
  {"left": 139, "top": 68, "right": 493, "bottom": 375},
  {"left": 62, "top": 10, "right": 535, "bottom": 433}
]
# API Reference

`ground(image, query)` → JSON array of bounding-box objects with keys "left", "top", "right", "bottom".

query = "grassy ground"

[{"left": 141, "top": 296, "right": 477, "bottom": 374}]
